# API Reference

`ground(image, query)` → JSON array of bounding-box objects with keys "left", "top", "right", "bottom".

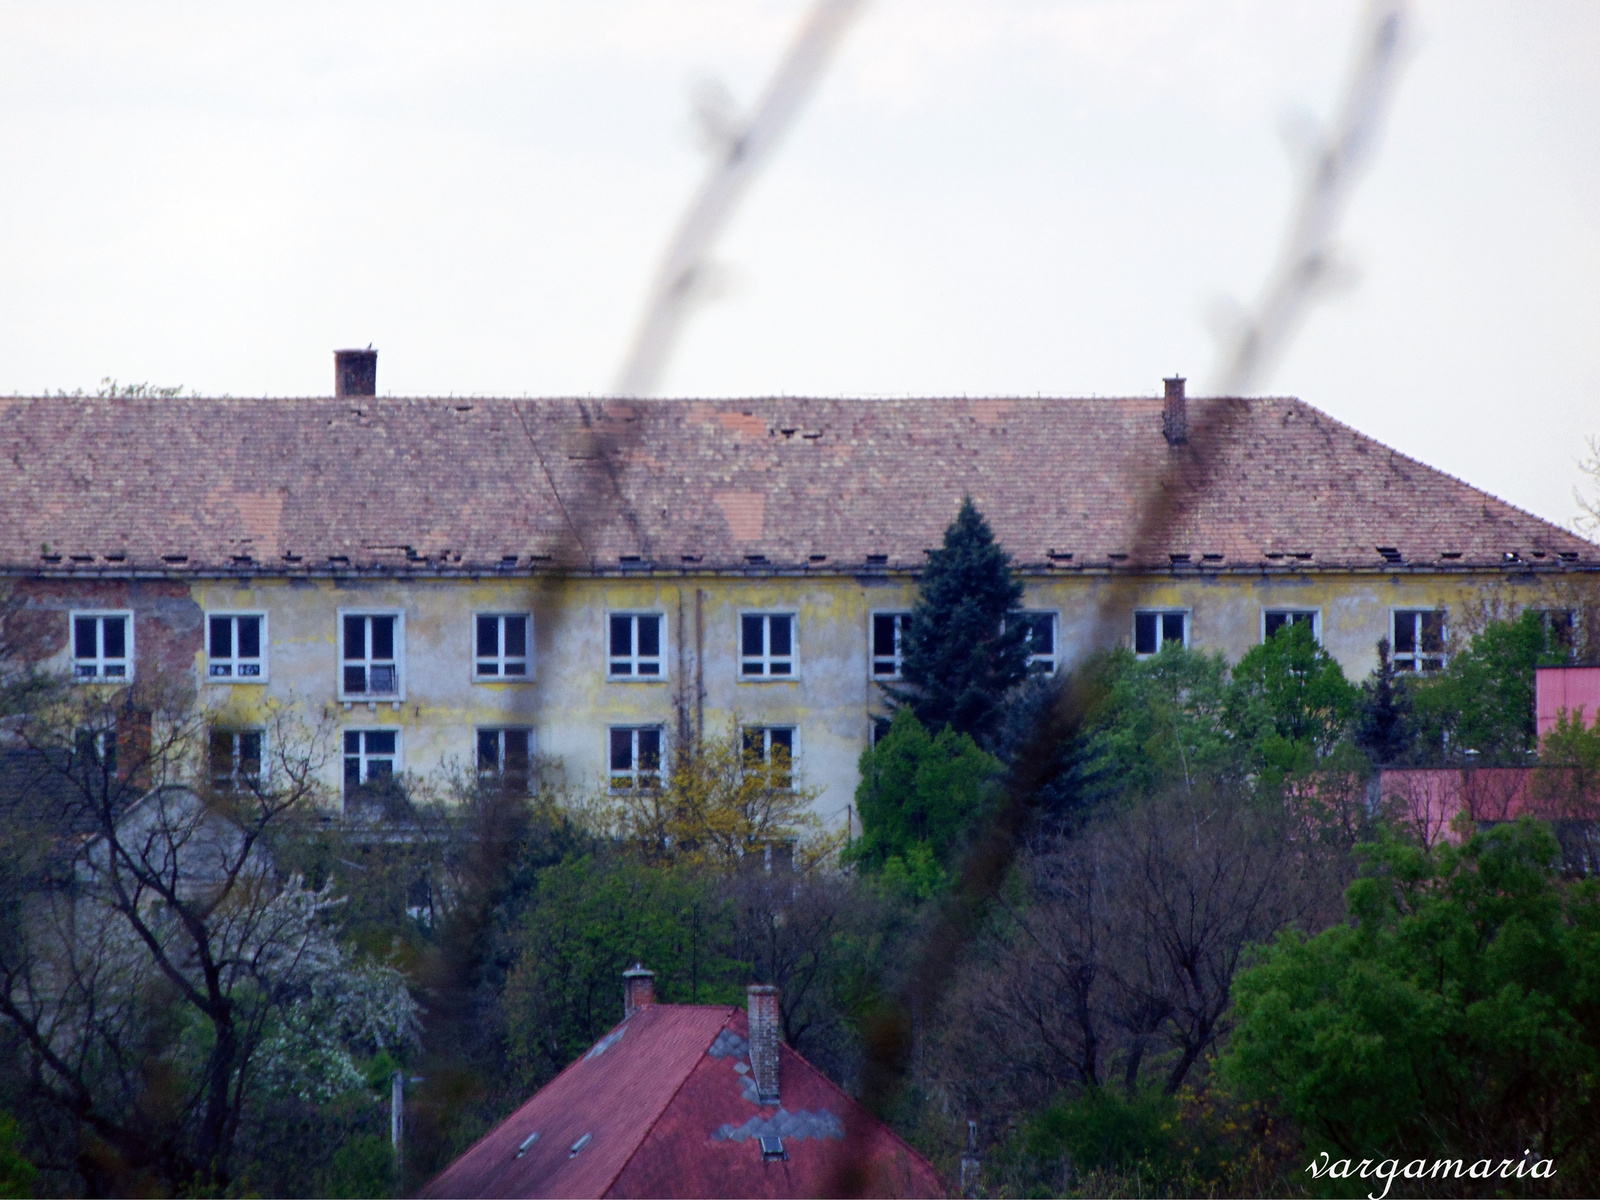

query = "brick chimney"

[
  {"left": 623, "top": 963, "right": 655, "bottom": 1018},
  {"left": 1163, "top": 375, "right": 1187, "bottom": 445},
  {"left": 335, "top": 348, "right": 377, "bottom": 398},
  {"left": 746, "top": 985, "right": 781, "bottom": 1106}
]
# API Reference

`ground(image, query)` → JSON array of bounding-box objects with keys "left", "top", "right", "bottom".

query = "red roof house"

[{"left": 419, "top": 970, "right": 944, "bottom": 1199}]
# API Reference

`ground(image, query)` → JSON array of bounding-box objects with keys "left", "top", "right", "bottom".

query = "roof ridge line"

[
  {"left": 1289, "top": 396, "right": 1598, "bottom": 549},
  {"left": 593, "top": 1005, "right": 741, "bottom": 1199}
]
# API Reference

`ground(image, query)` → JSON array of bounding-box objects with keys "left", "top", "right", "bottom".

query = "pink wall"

[
  {"left": 1373, "top": 767, "right": 1597, "bottom": 845},
  {"left": 1537, "top": 667, "right": 1600, "bottom": 739}
]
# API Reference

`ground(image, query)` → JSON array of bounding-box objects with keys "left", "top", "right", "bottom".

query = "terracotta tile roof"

[
  {"left": 2, "top": 394, "right": 1593, "bottom": 574},
  {"left": 417, "top": 1003, "right": 944, "bottom": 1199}
]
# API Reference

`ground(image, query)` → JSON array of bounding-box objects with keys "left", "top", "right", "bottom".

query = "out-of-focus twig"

[
  {"left": 612, "top": 0, "right": 867, "bottom": 397},
  {"left": 841, "top": 8, "right": 1416, "bottom": 1189},
  {"left": 1211, "top": 0, "right": 1410, "bottom": 395}
]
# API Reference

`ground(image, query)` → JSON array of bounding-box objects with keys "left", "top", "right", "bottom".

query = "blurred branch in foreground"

[
  {"left": 1210, "top": 0, "right": 1411, "bottom": 396},
  {"left": 612, "top": 0, "right": 866, "bottom": 397}
]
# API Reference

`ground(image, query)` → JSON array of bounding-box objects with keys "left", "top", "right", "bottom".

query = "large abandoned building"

[{"left": 4, "top": 351, "right": 1596, "bottom": 824}]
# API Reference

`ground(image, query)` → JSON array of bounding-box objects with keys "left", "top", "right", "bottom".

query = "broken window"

[
  {"left": 207, "top": 613, "right": 265, "bottom": 680},
  {"left": 1530, "top": 608, "right": 1576, "bottom": 660},
  {"left": 342, "top": 612, "right": 402, "bottom": 697},
  {"left": 871, "top": 612, "right": 909, "bottom": 678},
  {"left": 477, "top": 727, "right": 533, "bottom": 792},
  {"left": 1133, "top": 610, "right": 1187, "bottom": 656},
  {"left": 344, "top": 729, "right": 398, "bottom": 787},
  {"left": 210, "top": 728, "right": 264, "bottom": 789},
  {"left": 741, "top": 613, "right": 796, "bottom": 678},
  {"left": 1263, "top": 609, "right": 1318, "bottom": 642},
  {"left": 741, "top": 726, "right": 796, "bottom": 790},
  {"left": 71, "top": 611, "right": 132, "bottom": 681},
  {"left": 1010, "top": 611, "right": 1059, "bottom": 674},
  {"left": 1393, "top": 610, "right": 1446, "bottom": 672},
  {"left": 609, "top": 613, "right": 664, "bottom": 678},
  {"left": 609, "top": 726, "right": 663, "bottom": 791},
  {"left": 475, "top": 613, "right": 531, "bottom": 679}
]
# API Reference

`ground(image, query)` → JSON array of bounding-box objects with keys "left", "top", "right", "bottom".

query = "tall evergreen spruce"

[
  {"left": 890, "top": 497, "right": 1029, "bottom": 744},
  {"left": 1356, "top": 636, "right": 1413, "bottom": 765}
]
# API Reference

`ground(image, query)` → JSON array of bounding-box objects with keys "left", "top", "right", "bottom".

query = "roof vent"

[
  {"left": 514, "top": 1132, "right": 539, "bottom": 1159},
  {"left": 760, "top": 1135, "right": 787, "bottom": 1161},
  {"left": 334, "top": 348, "right": 377, "bottom": 398},
  {"left": 1163, "top": 376, "right": 1187, "bottom": 445},
  {"left": 1377, "top": 546, "right": 1403, "bottom": 564},
  {"left": 747, "top": 985, "right": 781, "bottom": 1106}
]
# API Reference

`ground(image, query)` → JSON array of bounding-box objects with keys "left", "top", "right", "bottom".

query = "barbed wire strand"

[
  {"left": 832, "top": 3, "right": 1413, "bottom": 1192},
  {"left": 611, "top": 0, "right": 868, "bottom": 397}
]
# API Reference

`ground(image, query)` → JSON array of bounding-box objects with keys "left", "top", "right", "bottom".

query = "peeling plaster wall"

[{"left": 9, "top": 569, "right": 1580, "bottom": 826}]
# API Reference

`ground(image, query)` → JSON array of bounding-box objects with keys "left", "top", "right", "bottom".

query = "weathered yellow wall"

[{"left": 143, "top": 569, "right": 1567, "bottom": 827}]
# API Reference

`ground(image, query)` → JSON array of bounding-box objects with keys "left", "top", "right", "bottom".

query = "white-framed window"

[
  {"left": 340, "top": 610, "right": 404, "bottom": 699},
  {"left": 1262, "top": 609, "right": 1319, "bottom": 643},
  {"left": 475, "top": 613, "right": 531, "bottom": 680},
  {"left": 741, "top": 725, "right": 796, "bottom": 790},
  {"left": 1011, "top": 611, "right": 1059, "bottom": 674},
  {"left": 609, "top": 613, "right": 665, "bottom": 679},
  {"left": 1393, "top": 610, "right": 1446, "bottom": 672},
  {"left": 741, "top": 613, "right": 796, "bottom": 679},
  {"left": 344, "top": 729, "right": 399, "bottom": 788},
  {"left": 1133, "top": 610, "right": 1189, "bottom": 657},
  {"left": 207, "top": 613, "right": 266, "bottom": 681},
  {"left": 609, "top": 726, "right": 664, "bottom": 791},
  {"left": 210, "top": 728, "right": 264, "bottom": 788},
  {"left": 871, "top": 612, "right": 909, "bottom": 679},
  {"left": 477, "top": 727, "right": 533, "bottom": 791},
  {"left": 71, "top": 611, "right": 133, "bottom": 681}
]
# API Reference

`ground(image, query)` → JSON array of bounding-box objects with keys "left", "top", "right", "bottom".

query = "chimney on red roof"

[
  {"left": 1163, "top": 376, "right": 1187, "bottom": 445},
  {"left": 335, "top": 348, "right": 377, "bottom": 398},
  {"left": 623, "top": 964, "right": 655, "bottom": 1018},
  {"left": 746, "top": 985, "right": 781, "bottom": 1106}
]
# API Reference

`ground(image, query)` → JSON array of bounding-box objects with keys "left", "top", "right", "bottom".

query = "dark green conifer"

[
  {"left": 1355, "top": 636, "right": 1413, "bottom": 765},
  {"left": 890, "top": 497, "right": 1028, "bottom": 744}
]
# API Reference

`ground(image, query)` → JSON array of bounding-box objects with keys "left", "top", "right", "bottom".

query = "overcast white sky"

[{"left": 1, "top": 1, "right": 1595, "bottom": 532}]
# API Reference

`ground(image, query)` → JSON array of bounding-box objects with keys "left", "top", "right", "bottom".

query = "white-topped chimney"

[{"left": 623, "top": 964, "right": 655, "bottom": 1018}]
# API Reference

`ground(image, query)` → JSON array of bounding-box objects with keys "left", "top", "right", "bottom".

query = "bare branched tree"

[
  {"left": 1576, "top": 433, "right": 1600, "bottom": 539},
  {"left": 0, "top": 679, "right": 416, "bottom": 1196}
]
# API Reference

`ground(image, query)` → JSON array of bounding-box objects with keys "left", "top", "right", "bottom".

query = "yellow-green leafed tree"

[{"left": 613, "top": 721, "right": 840, "bottom": 870}]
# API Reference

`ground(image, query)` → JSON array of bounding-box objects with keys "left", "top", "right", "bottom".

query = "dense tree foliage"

[
  {"left": 1227, "top": 620, "right": 1360, "bottom": 776},
  {"left": 1225, "top": 821, "right": 1600, "bottom": 1185},
  {"left": 891, "top": 497, "right": 1029, "bottom": 744},
  {"left": 1411, "top": 609, "right": 1553, "bottom": 762},
  {"left": 848, "top": 708, "right": 1001, "bottom": 886}
]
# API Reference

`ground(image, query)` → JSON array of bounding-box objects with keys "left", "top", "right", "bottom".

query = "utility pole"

[{"left": 391, "top": 1069, "right": 405, "bottom": 1184}]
